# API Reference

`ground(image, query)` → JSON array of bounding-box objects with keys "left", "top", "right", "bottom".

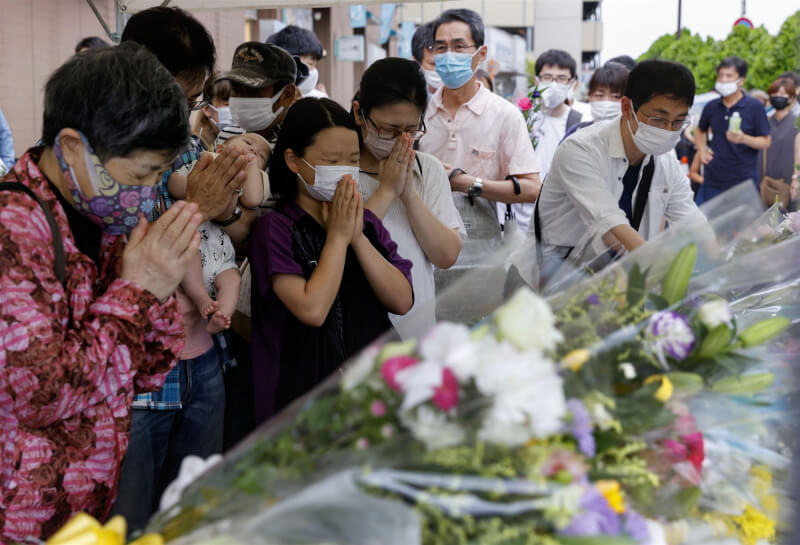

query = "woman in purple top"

[{"left": 249, "top": 98, "right": 414, "bottom": 425}]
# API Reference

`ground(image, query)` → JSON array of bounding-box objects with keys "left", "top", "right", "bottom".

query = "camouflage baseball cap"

[{"left": 216, "top": 42, "right": 296, "bottom": 89}]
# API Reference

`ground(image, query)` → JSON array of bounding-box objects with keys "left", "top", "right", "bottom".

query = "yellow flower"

[
  {"left": 46, "top": 514, "right": 163, "bottom": 545},
  {"left": 733, "top": 505, "right": 776, "bottom": 545},
  {"left": 644, "top": 375, "right": 674, "bottom": 402},
  {"left": 561, "top": 349, "right": 591, "bottom": 372},
  {"left": 596, "top": 480, "right": 626, "bottom": 514}
]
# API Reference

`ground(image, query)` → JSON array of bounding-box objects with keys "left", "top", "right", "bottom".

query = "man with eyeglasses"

[
  {"left": 523, "top": 49, "right": 584, "bottom": 233},
  {"left": 534, "top": 60, "right": 706, "bottom": 277},
  {"left": 418, "top": 9, "right": 541, "bottom": 239},
  {"left": 694, "top": 56, "right": 771, "bottom": 205}
]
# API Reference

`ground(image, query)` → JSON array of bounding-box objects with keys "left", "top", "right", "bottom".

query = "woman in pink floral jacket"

[{"left": 0, "top": 44, "right": 209, "bottom": 541}]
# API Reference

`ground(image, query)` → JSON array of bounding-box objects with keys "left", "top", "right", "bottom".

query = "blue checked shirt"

[{"left": 133, "top": 138, "right": 206, "bottom": 410}]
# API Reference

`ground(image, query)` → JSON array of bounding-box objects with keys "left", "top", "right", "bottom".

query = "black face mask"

[{"left": 770, "top": 96, "right": 790, "bottom": 111}]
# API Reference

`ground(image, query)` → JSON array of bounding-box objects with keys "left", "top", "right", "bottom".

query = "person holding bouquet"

[{"left": 249, "top": 98, "right": 414, "bottom": 425}]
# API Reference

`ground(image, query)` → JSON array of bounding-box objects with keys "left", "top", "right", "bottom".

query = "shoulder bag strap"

[
  {"left": 0, "top": 182, "right": 66, "bottom": 284},
  {"left": 631, "top": 157, "right": 655, "bottom": 232}
]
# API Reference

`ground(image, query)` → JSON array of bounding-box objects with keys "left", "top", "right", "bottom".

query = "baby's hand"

[
  {"left": 201, "top": 300, "right": 219, "bottom": 319},
  {"left": 207, "top": 310, "right": 231, "bottom": 334}
]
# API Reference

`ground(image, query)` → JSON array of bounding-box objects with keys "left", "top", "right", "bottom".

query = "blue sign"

[
  {"left": 379, "top": 3, "right": 396, "bottom": 45},
  {"left": 350, "top": 5, "right": 367, "bottom": 29},
  {"left": 398, "top": 21, "right": 416, "bottom": 59}
]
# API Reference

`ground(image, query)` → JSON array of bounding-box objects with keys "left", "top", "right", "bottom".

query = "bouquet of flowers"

[
  {"left": 518, "top": 85, "right": 545, "bottom": 150},
  {"left": 138, "top": 223, "right": 795, "bottom": 545}
]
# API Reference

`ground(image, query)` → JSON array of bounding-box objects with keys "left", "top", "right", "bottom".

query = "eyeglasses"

[
  {"left": 636, "top": 106, "right": 691, "bottom": 131},
  {"left": 538, "top": 74, "right": 573, "bottom": 85},
  {"left": 187, "top": 98, "right": 209, "bottom": 111},
  {"left": 363, "top": 112, "right": 426, "bottom": 140},
  {"left": 432, "top": 41, "right": 477, "bottom": 55}
]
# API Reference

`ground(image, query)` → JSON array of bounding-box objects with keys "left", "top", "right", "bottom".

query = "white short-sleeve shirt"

[{"left": 359, "top": 151, "right": 466, "bottom": 339}]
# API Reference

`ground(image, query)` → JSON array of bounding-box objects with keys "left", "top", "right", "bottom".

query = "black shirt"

[
  {"left": 46, "top": 179, "right": 103, "bottom": 266},
  {"left": 618, "top": 163, "right": 640, "bottom": 223}
]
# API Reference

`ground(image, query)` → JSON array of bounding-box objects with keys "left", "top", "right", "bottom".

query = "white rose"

[
  {"left": 697, "top": 300, "right": 733, "bottom": 329},
  {"left": 419, "top": 322, "right": 481, "bottom": 382},
  {"left": 402, "top": 406, "right": 464, "bottom": 450},
  {"left": 494, "top": 288, "right": 563, "bottom": 353}
]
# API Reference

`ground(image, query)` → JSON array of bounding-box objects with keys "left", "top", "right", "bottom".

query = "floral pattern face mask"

[{"left": 54, "top": 130, "right": 156, "bottom": 235}]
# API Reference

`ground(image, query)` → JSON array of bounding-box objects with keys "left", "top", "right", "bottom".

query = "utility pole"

[
  {"left": 741, "top": 0, "right": 746, "bottom": 17},
  {"left": 676, "top": 0, "right": 682, "bottom": 38}
]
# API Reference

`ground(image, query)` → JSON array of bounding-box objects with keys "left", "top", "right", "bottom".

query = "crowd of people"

[{"left": 0, "top": 5, "right": 798, "bottom": 542}]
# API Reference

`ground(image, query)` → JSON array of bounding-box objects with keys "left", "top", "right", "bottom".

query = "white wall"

[{"left": 533, "top": 0, "right": 582, "bottom": 64}]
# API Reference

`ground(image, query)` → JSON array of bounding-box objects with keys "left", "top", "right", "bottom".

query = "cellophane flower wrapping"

[{"left": 143, "top": 183, "right": 799, "bottom": 545}]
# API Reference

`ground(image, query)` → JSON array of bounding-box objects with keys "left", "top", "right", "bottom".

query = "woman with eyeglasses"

[{"left": 352, "top": 57, "right": 466, "bottom": 339}]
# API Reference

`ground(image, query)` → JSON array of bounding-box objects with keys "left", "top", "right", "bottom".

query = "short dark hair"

[
  {"left": 355, "top": 58, "right": 427, "bottom": 118},
  {"left": 203, "top": 76, "right": 232, "bottom": 103},
  {"left": 270, "top": 98, "right": 358, "bottom": 204},
  {"left": 606, "top": 55, "right": 636, "bottom": 71},
  {"left": 535, "top": 49, "right": 577, "bottom": 78},
  {"left": 624, "top": 60, "right": 695, "bottom": 110},
  {"left": 433, "top": 9, "right": 485, "bottom": 47},
  {"left": 778, "top": 71, "right": 800, "bottom": 88},
  {"left": 411, "top": 22, "right": 434, "bottom": 63},
  {"left": 75, "top": 36, "right": 109, "bottom": 54},
  {"left": 121, "top": 6, "right": 215, "bottom": 83},
  {"left": 589, "top": 62, "right": 630, "bottom": 95},
  {"left": 266, "top": 25, "right": 324, "bottom": 60},
  {"left": 716, "top": 56, "right": 748, "bottom": 78},
  {"left": 42, "top": 42, "right": 189, "bottom": 162}
]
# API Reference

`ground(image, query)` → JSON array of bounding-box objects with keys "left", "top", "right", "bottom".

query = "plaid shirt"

[{"left": 134, "top": 138, "right": 207, "bottom": 410}]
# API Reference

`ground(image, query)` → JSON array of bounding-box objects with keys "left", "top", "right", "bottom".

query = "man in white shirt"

[
  {"left": 534, "top": 60, "right": 706, "bottom": 272},
  {"left": 419, "top": 9, "right": 540, "bottom": 236},
  {"left": 519, "top": 49, "right": 583, "bottom": 232}
]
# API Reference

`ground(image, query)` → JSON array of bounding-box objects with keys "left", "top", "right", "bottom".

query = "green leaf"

[
  {"left": 738, "top": 317, "right": 791, "bottom": 348},
  {"left": 697, "top": 325, "right": 734, "bottom": 357},
  {"left": 626, "top": 263, "right": 647, "bottom": 306},
  {"left": 666, "top": 372, "right": 704, "bottom": 395},
  {"left": 647, "top": 293, "right": 670, "bottom": 310},
  {"left": 711, "top": 373, "right": 775, "bottom": 395},
  {"left": 661, "top": 244, "right": 697, "bottom": 305}
]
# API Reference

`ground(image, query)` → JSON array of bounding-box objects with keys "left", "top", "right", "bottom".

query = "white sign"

[{"left": 335, "top": 35, "right": 366, "bottom": 62}]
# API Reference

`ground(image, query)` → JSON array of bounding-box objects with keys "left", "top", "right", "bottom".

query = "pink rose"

[
  {"left": 381, "top": 356, "right": 419, "bottom": 391},
  {"left": 432, "top": 367, "right": 459, "bottom": 411},
  {"left": 119, "top": 190, "right": 140, "bottom": 209},
  {"left": 518, "top": 97, "right": 533, "bottom": 111}
]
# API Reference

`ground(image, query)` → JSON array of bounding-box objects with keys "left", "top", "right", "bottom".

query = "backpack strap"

[
  {"left": 0, "top": 182, "right": 66, "bottom": 285},
  {"left": 566, "top": 108, "right": 583, "bottom": 133}
]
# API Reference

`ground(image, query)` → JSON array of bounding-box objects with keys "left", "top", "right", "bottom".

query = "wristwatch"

[{"left": 469, "top": 178, "right": 484, "bottom": 199}]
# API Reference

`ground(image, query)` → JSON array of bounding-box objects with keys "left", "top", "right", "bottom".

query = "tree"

[{"left": 639, "top": 10, "right": 800, "bottom": 93}]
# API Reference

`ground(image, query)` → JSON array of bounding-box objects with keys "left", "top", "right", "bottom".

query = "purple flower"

[
  {"left": 585, "top": 293, "right": 601, "bottom": 306},
  {"left": 561, "top": 488, "right": 620, "bottom": 537},
  {"left": 567, "top": 399, "right": 595, "bottom": 457},
  {"left": 646, "top": 311, "right": 695, "bottom": 363},
  {"left": 531, "top": 90, "right": 541, "bottom": 98},
  {"left": 88, "top": 197, "right": 114, "bottom": 217},
  {"left": 623, "top": 510, "right": 650, "bottom": 543}
]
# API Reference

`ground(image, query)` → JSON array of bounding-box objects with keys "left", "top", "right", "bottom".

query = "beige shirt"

[{"left": 419, "top": 82, "right": 540, "bottom": 183}]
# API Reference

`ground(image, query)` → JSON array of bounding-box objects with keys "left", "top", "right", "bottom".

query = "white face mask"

[
  {"left": 209, "top": 105, "right": 234, "bottom": 128},
  {"left": 590, "top": 100, "right": 622, "bottom": 121},
  {"left": 299, "top": 158, "right": 360, "bottom": 202},
  {"left": 541, "top": 83, "right": 570, "bottom": 110},
  {"left": 715, "top": 79, "right": 740, "bottom": 97},
  {"left": 360, "top": 111, "right": 399, "bottom": 161},
  {"left": 298, "top": 68, "right": 319, "bottom": 96},
  {"left": 423, "top": 69, "right": 443, "bottom": 91},
  {"left": 626, "top": 112, "right": 682, "bottom": 156},
  {"left": 229, "top": 86, "right": 287, "bottom": 132}
]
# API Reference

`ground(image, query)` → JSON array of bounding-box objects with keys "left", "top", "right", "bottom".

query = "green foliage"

[{"left": 638, "top": 10, "right": 800, "bottom": 92}]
